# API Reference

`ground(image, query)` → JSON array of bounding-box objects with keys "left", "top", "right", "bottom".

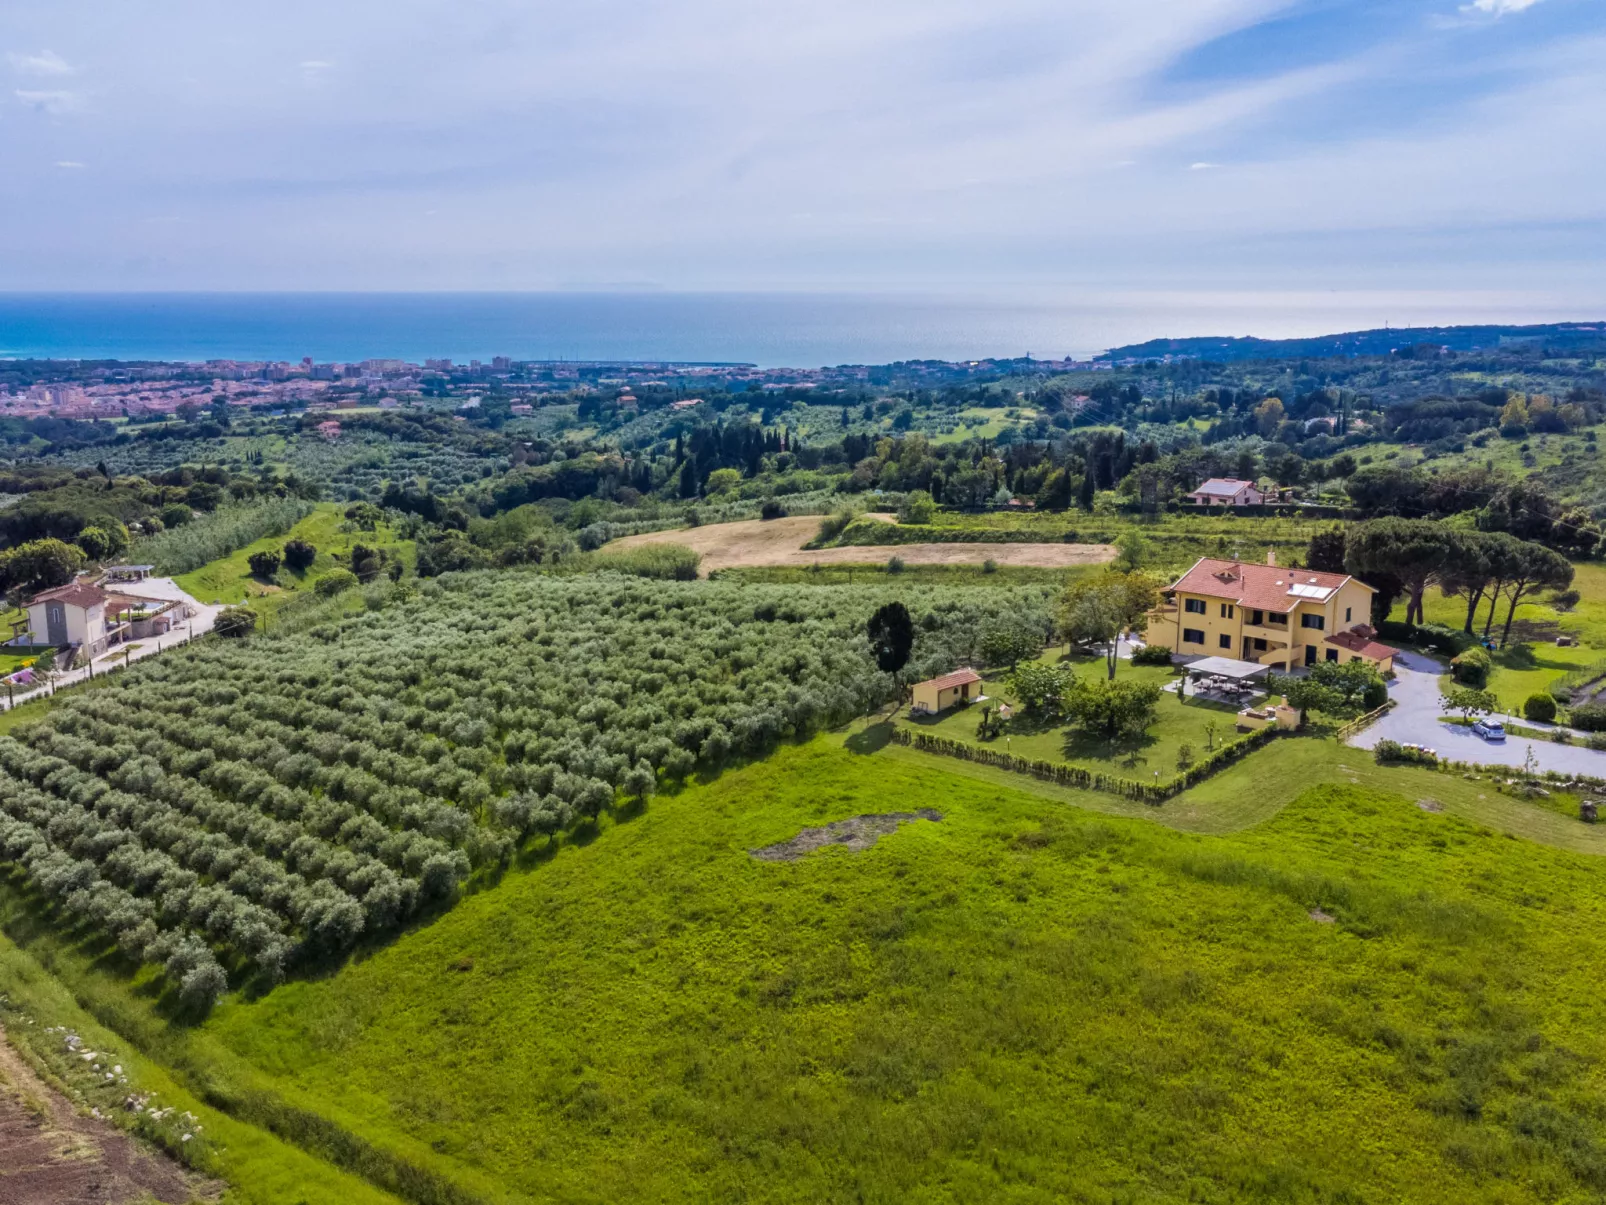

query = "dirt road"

[
  {"left": 605, "top": 517, "right": 1116, "bottom": 574},
  {"left": 0, "top": 1027, "right": 211, "bottom": 1205}
]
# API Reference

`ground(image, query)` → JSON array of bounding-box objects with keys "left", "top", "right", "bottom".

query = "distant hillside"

[{"left": 1098, "top": 321, "right": 1606, "bottom": 363}]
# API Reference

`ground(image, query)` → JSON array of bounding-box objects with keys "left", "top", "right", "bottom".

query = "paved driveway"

[{"left": 1349, "top": 649, "right": 1606, "bottom": 777}]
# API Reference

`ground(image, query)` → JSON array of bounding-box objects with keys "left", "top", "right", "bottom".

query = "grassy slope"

[
  {"left": 110, "top": 740, "right": 1606, "bottom": 1204},
  {"left": 0, "top": 931, "right": 402, "bottom": 1205},
  {"left": 174, "top": 506, "right": 413, "bottom": 615}
]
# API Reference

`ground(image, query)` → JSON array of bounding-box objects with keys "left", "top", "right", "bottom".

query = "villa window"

[
  {"left": 1267, "top": 612, "right": 1287, "bottom": 626},
  {"left": 1183, "top": 628, "right": 1205, "bottom": 645},
  {"left": 1345, "top": 607, "right": 1352, "bottom": 623},
  {"left": 1249, "top": 609, "right": 1263, "bottom": 626},
  {"left": 1220, "top": 604, "right": 1234, "bottom": 619},
  {"left": 1301, "top": 614, "right": 1325, "bottom": 630},
  {"left": 1219, "top": 634, "right": 1232, "bottom": 650},
  {"left": 1184, "top": 598, "right": 1206, "bottom": 615},
  {"left": 1326, "top": 648, "right": 1340, "bottom": 662}
]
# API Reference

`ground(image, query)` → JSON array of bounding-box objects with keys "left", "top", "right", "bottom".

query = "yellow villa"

[{"left": 1148, "top": 552, "right": 1399, "bottom": 672}]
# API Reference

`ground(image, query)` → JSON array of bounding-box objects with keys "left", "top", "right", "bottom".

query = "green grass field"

[
  {"left": 1407, "top": 562, "right": 1606, "bottom": 711},
  {"left": 9, "top": 738, "right": 1606, "bottom": 1203},
  {"left": 9, "top": 499, "right": 1606, "bottom": 1203},
  {"left": 174, "top": 505, "right": 413, "bottom": 616}
]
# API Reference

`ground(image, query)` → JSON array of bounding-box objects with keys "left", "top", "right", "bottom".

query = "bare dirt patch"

[
  {"left": 606, "top": 518, "right": 1116, "bottom": 574},
  {"left": 751, "top": 809, "right": 942, "bottom": 861},
  {"left": 0, "top": 1027, "right": 214, "bottom": 1205},
  {"left": 1309, "top": 909, "right": 1336, "bottom": 924},
  {"left": 1417, "top": 798, "right": 1445, "bottom": 813}
]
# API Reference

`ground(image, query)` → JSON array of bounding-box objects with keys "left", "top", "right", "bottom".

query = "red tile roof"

[
  {"left": 28, "top": 581, "right": 107, "bottom": 609},
  {"left": 1166, "top": 558, "right": 1366, "bottom": 613},
  {"left": 1324, "top": 630, "right": 1399, "bottom": 661},
  {"left": 921, "top": 668, "right": 981, "bottom": 691}
]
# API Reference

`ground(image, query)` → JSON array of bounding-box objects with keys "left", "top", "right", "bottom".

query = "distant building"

[
  {"left": 1186, "top": 478, "right": 1269, "bottom": 506},
  {"left": 317, "top": 420, "right": 342, "bottom": 440},
  {"left": 492, "top": 356, "right": 513, "bottom": 371}
]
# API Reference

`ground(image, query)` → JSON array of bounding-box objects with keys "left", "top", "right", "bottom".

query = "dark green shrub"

[
  {"left": 1451, "top": 647, "right": 1492, "bottom": 687},
  {"left": 213, "top": 606, "right": 258, "bottom": 638},
  {"left": 760, "top": 500, "right": 786, "bottom": 521},
  {"left": 1524, "top": 693, "right": 1558, "bottom": 723},
  {"left": 315, "top": 568, "right": 359, "bottom": 597},
  {"left": 1131, "top": 644, "right": 1174, "bottom": 667},
  {"left": 1362, "top": 679, "right": 1389, "bottom": 711},
  {"left": 1570, "top": 704, "right": 1606, "bottom": 733},
  {"left": 247, "top": 548, "right": 282, "bottom": 579},
  {"left": 1381, "top": 620, "right": 1472, "bottom": 657},
  {"left": 1375, "top": 739, "right": 1438, "bottom": 767},
  {"left": 283, "top": 538, "right": 317, "bottom": 572}
]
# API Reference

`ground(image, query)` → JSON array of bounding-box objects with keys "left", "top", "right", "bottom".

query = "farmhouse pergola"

[
  {"left": 1183, "top": 656, "right": 1270, "bottom": 682},
  {"left": 1181, "top": 656, "right": 1270, "bottom": 699}
]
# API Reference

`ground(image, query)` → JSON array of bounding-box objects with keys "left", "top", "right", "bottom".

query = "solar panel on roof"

[{"left": 1288, "top": 583, "right": 1332, "bottom": 599}]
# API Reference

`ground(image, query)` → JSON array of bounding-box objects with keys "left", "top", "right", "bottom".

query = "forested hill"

[{"left": 1099, "top": 321, "right": 1606, "bottom": 364}]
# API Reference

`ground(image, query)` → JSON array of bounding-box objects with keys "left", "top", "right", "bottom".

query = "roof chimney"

[{"left": 1266, "top": 547, "right": 1277, "bottom": 567}]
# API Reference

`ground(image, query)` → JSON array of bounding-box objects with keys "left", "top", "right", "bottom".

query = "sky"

[{"left": 1, "top": 0, "right": 1602, "bottom": 313}]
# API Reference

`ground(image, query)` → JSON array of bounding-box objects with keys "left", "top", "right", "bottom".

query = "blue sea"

[{"left": 0, "top": 292, "right": 1585, "bottom": 369}]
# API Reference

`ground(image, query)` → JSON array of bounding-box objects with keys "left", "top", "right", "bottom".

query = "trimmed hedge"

[
  {"left": 892, "top": 724, "right": 1280, "bottom": 803},
  {"left": 835, "top": 522, "right": 1082, "bottom": 547},
  {"left": 1130, "top": 644, "right": 1174, "bottom": 667}
]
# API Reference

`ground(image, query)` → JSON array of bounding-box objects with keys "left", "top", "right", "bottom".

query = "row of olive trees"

[{"left": 0, "top": 574, "right": 1053, "bottom": 1010}]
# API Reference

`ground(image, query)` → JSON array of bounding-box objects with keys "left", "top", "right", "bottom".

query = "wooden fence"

[{"left": 1335, "top": 699, "right": 1396, "bottom": 742}]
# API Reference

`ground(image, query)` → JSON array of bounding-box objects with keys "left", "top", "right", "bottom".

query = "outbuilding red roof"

[
  {"left": 1324, "top": 630, "right": 1399, "bottom": 661},
  {"left": 28, "top": 581, "right": 107, "bottom": 610},
  {"left": 921, "top": 668, "right": 981, "bottom": 691},
  {"left": 1165, "top": 558, "right": 1365, "bottom": 614}
]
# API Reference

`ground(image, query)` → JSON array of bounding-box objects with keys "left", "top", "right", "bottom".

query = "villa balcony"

[{"left": 1242, "top": 623, "right": 1289, "bottom": 644}]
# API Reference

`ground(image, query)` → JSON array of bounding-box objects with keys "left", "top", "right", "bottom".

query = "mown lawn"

[
  {"left": 15, "top": 740, "right": 1606, "bottom": 1203},
  {"left": 899, "top": 656, "right": 1244, "bottom": 778},
  {"left": 1408, "top": 562, "right": 1606, "bottom": 712}
]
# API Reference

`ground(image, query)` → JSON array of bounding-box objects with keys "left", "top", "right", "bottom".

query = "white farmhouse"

[{"left": 27, "top": 581, "right": 114, "bottom": 653}]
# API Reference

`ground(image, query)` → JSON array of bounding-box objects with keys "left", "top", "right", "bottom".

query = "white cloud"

[
  {"left": 55, "top": 160, "right": 84, "bottom": 168},
  {"left": 14, "top": 89, "right": 83, "bottom": 114},
  {"left": 8, "top": 49, "right": 74, "bottom": 76},
  {"left": 1465, "top": 0, "right": 1542, "bottom": 14},
  {"left": 0, "top": 0, "right": 1598, "bottom": 298}
]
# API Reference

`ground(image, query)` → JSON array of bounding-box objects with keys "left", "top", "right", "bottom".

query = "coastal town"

[{"left": 0, "top": 353, "right": 1118, "bottom": 422}]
